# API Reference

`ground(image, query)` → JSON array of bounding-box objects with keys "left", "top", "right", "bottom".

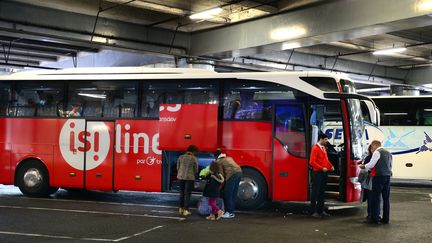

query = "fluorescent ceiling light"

[
  {"left": 424, "top": 109, "right": 432, "bottom": 112},
  {"left": 270, "top": 26, "right": 306, "bottom": 41},
  {"left": 78, "top": 93, "right": 106, "bottom": 99},
  {"left": 418, "top": 0, "right": 432, "bottom": 11},
  {"left": 190, "top": 7, "right": 223, "bottom": 20},
  {"left": 373, "top": 47, "right": 407, "bottom": 55},
  {"left": 282, "top": 42, "right": 301, "bottom": 50},
  {"left": 383, "top": 112, "right": 408, "bottom": 116},
  {"left": 91, "top": 36, "right": 108, "bottom": 44},
  {"left": 184, "top": 87, "right": 209, "bottom": 90},
  {"left": 357, "top": 87, "right": 391, "bottom": 93}
]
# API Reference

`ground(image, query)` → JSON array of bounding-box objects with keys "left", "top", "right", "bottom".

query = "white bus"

[{"left": 370, "top": 96, "right": 432, "bottom": 180}]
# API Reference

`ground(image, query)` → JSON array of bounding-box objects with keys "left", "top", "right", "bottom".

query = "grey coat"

[
  {"left": 177, "top": 152, "right": 198, "bottom": 180},
  {"left": 358, "top": 169, "right": 372, "bottom": 190}
]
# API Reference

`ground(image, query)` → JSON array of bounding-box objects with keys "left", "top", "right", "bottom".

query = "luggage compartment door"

[
  {"left": 85, "top": 121, "right": 115, "bottom": 191},
  {"left": 158, "top": 104, "right": 218, "bottom": 151}
]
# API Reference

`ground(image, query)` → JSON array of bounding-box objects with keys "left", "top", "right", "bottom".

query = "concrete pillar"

[{"left": 390, "top": 86, "right": 420, "bottom": 96}]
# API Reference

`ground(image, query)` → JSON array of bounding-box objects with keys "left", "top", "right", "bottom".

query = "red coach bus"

[{"left": 0, "top": 67, "right": 377, "bottom": 209}]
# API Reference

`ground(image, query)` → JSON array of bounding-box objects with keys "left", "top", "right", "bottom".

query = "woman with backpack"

[{"left": 177, "top": 145, "right": 199, "bottom": 216}]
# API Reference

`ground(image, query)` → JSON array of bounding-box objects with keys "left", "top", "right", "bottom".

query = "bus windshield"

[{"left": 341, "top": 79, "right": 364, "bottom": 160}]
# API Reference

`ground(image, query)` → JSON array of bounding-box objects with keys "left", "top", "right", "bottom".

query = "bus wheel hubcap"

[
  {"left": 23, "top": 168, "right": 42, "bottom": 188},
  {"left": 238, "top": 177, "right": 259, "bottom": 201}
]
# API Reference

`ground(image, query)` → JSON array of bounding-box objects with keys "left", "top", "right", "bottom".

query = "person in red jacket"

[{"left": 309, "top": 133, "right": 334, "bottom": 218}]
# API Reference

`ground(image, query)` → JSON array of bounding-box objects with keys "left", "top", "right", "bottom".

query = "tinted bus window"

[
  {"left": 421, "top": 108, "right": 432, "bottom": 125},
  {"left": 374, "top": 99, "right": 418, "bottom": 126},
  {"left": 142, "top": 80, "right": 218, "bottom": 118},
  {"left": 223, "top": 80, "right": 298, "bottom": 120},
  {"left": 68, "top": 81, "right": 138, "bottom": 118},
  {"left": 0, "top": 82, "right": 11, "bottom": 116},
  {"left": 274, "top": 104, "right": 306, "bottom": 157},
  {"left": 360, "top": 101, "right": 371, "bottom": 123},
  {"left": 373, "top": 97, "right": 432, "bottom": 126},
  {"left": 414, "top": 98, "right": 432, "bottom": 126},
  {"left": 11, "top": 81, "right": 63, "bottom": 117},
  {"left": 300, "top": 77, "right": 339, "bottom": 92}
]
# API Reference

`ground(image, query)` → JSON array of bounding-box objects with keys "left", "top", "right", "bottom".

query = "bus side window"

[
  {"left": 83, "top": 103, "right": 102, "bottom": 117},
  {"left": 38, "top": 103, "right": 60, "bottom": 117},
  {"left": 274, "top": 104, "right": 306, "bottom": 158},
  {"left": 223, "top": 79, "right": 297, "bottom": 121},
  {"left": 0, "top": 82, "right": 11, "bottom": 117},
  {"left": 360, "top": 101, "right": 371, "bottom": 123},
  {"left": 68, "top": 82, "right": 100, "bottom": 118},
  {"left": 142, "top": 80, "right": 218, "bottom": 119},
  {"left": 376, "top": 100, "right": 411, "bottom": 126},
  {"left": 419, "top": 105, "right": 432, "bottom": 125},
  {"left": 142, "top": 90, "right": 160, "bottom": 118},
  {"left": 422, "top": 110, "right": 432, "bottom": 125},
  {"left": 407, "top": 111, "right": 418, "bottom": 125},
  {"left": 12, "top": 81, "right": 64, "bottom": 117},
  {"left": 69, "top": 80, "right": 138, "bottom": 118}
]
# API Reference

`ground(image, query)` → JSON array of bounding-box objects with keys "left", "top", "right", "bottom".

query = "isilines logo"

[
  {"left": 59, "top": 120, "right": 110, "bottom": 170},
  {"left": 159, "top": 104, "right": 181, "bottom": 112},
  {"left": 159, "top": 104, "right": 181, "bottom": 123}
]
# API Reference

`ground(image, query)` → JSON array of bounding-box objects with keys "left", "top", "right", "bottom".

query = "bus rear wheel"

[
  {"left": 16, "top": 160, "right": 58, "bottom": 197},
  {"left": 236, "top": 168, "right": 267, "bottom": 210}
]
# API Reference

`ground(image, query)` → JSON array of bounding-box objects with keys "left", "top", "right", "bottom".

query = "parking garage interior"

[{"left": 1, "top": 0, "right": 432, "bottom": 242}]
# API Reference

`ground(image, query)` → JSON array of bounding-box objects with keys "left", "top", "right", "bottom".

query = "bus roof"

[
  {"left": 0, "top": 66, "right": 347, "bottom": 80},
  {"left": 1, "top": 67, "right": 217, "bottom": 78},
  {"left": 0, "top": 67, "right": 351, "bottom": 101}
]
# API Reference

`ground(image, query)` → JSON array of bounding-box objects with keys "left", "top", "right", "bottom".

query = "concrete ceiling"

[{"left": 2, "top": 0, "right": 432, "bottom": 94}]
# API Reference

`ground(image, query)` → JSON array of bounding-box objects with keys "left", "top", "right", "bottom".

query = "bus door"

[
  {"left": 272, "top": 104, "right": 308, "bottom": 201},
  {"left": 84, "top": 121, "right": 115, "bottom": 191}
]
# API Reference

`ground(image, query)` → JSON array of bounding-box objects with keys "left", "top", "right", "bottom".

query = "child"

[{"left": 203, "top": 161, "right": 225, "bottom": 220}]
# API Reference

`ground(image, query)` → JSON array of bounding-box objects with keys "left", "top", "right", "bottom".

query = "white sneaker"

[{"left": 221, "top": 212, "right": 235, "bottom": 219}]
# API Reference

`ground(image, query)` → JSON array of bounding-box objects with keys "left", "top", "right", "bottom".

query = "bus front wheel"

[
  {"left": 236, "top": 168, "right": 267, "bottom": 210},
  {"left": 16, "top": 160, "right": 58, "bottom": 197}
]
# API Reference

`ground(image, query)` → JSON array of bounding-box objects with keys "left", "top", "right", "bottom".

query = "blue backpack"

[{"left": 197, "top": 196, "right": 225, "bottom": 216}]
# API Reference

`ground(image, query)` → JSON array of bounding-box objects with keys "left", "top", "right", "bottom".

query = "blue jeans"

[
  {"left": 223, "top": 172, "right": 242, "bottom": 213},
  {"left": 371, "top": 176, "right": 390, "bottom": 223},
  {"left": 310, "top": 171, "right": 328, "bottom": 214}
]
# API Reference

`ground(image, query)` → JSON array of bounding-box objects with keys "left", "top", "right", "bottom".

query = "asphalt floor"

[{"left": 0, "top": 185, "right": 431, "bottom": 243}]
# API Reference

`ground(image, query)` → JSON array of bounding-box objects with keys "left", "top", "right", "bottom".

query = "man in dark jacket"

[{"left": 360, "top": 140, "right": 392, "bottom": 224}]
